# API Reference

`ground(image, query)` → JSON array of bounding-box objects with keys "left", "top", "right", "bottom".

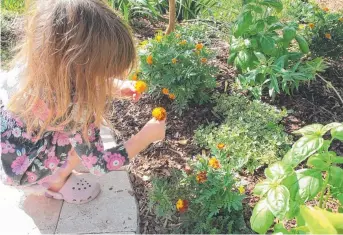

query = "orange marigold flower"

[
  {"left": 162, "top": 88, "right": 169, "bottom": 95},
  {"left": 146, "top": 55, "right": 153, "bottom": 65},
  {"left": 176, "top": 199, "right": 189, "bottom": 213},
  {"left": 308, "top": 23, "right": 315, "bottom": 29},
  {"left": 135, "top": 81, "right": 147, "bottom": 94},
  {"left": 176, "top": 34, "right": 181, "bottom": 38},
  {"left": 217, "top": 143, "right": 225, "bottom": 150},
  {"left": 196, "top": 171, "right": 207, "bottom": 183},
  {"left": 209, "top": 157, "right": 220, "bottom": 169},
  {"left": 339, "top": 17, "right": 343, "bottom": 22},
  {"left": 325, "top": 33, "right": 332, "bottom": 39},
  {"left": 169, "top": 93, "right": 176, "bottom": 100},
  {"left": 201, "top": 58, "right": 207, "bottom": 63},
  {"left": 323, "top": 7, "right": 329, "bottom": 12},
  {"left": 172, "top": 58, "right": 178, "bottom": 64},
  {"left": 132, "top": 73, "right": 138, "bottom": 81},
  {"left": 179, "top": 40, "right": 187, "bottom": 45},
  {"left": 152, "top": 107, "right": 167, "bottom": 121},
  {"left": 195, "top": 43, "right": 204, "bottom": 50}
]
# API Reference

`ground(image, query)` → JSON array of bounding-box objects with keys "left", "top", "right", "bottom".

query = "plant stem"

[
  {"left": 317, "top": 73, "right": 343, "bottom": 106},
  {"left": 319, "top": 170, "right": 331, "bottom": 208}
]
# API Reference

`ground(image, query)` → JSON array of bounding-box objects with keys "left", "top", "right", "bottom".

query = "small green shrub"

[
  {"left": 286, "top": 0, "right": 343, "bottom": 59},
  {"left": 250, "top": 122, "right": 343, "bottom": 234},
  {"left": 2, "top": 0, "right": 25, "bottom": 13},
  {"left": 228, "top": 0, "right": 325, "bottom": 99},
  {"left": 139, "top": 30, "right": 217, "bottom": 113},
  {"left": 148, "top": 152, "right": 250, "bottom": 234},
  {"left": 195, "top": 94, "right": 292, "bottom": 172}
]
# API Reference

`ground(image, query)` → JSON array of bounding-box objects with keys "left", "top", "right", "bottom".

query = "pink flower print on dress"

[
  {"left": 95, "top": 141, "right": 104, "bottom": 152},
  {"left": 90, "top": 165, "right": 105, "bottom": 176},
  {"left": 6, "top": 176, "right": 14, "bottom": 185},
  {"left": 2, "top": 130, "right": 11, "bottom": 138},
  {"left": 1, "top": 141, "right": 15, "bottom": 154},
  {"left": 11, "top": 150, "right": 29, "bottom": 175},
  {"left": 74, "top": 133, "right": 83, "bottom": 144},
  {"left": 26, "top": 172, "right": 38, "bottom": 183},
  {"left": 22, "top": 132, "right": 32, "bottom": 140},
  {"left": 81, "top": 153, "right": 98, "bottom": 169},
  {"left": 14, "top": 117, "right": 24, "bottom": 127},
  {"left": 52, "top": 132, "right": 70, "bottom": 146},
  {"left": 104, "top": 152, "right": 125, "bottom": 171},
  {"left": 12, "top": 127, "right": 21, "bottom": 138},
  {"left": 88, "top": 123, "right": 96, "bottom": 142},
  {"left": 44, "top": 155, "right": 60, "bottom": 170}
]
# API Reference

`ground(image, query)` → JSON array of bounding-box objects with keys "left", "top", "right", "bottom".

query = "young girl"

[{"left": 0, "top": 0, "right": 166, "bottom": 204}]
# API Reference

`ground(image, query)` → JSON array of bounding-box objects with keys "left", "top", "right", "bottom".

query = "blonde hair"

[{"left": 8, "top": 0, "right": 136, "bottom": 140}]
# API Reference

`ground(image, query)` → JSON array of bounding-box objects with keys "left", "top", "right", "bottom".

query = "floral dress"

[{"left": 0, "top": 69, "right": 129, "bottom": 186}]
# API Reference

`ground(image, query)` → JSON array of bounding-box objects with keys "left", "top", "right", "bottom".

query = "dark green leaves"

[
  {"left": 260, "top": 0, "right": 283, "bottom": 12},
  {"left": 250, "top": 199, "right": 275, "bottom": 234},
  {"left": 296, "top": 169, "right": 323, "bottom": 202},
  {"left": 234, "top": 11, "right": 253, "bottom": 37},
  {"left": 259, "top": 35, "right": 276, "bottom": 55}
]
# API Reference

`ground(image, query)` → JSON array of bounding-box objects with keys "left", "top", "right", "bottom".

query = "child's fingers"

[{"left": 132, "top": 92, "right": 141, "bottom": 102}]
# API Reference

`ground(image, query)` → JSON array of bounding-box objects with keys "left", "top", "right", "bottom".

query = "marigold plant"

[
  {"left": 217, "top": 143, "right": 225, "bottom": 150},
  {"left": 138, "top": 27, "right": 217, "bottom": 112},
  {"left": 196, "top": 171, "right": 207, "bottom": 183},
  {"left": 208, "top": 157, "right": 220, "bottom": 169},
  {"left": 176, "top": 199, "right": 188, "bottom": 213},
  {"left": 162, "top": 88, "right": 169, "bottom": 95},
  {"left": 134, "top": 81, "right": 147, "bottom": 94},
  {"left": 152, "top": 107, "right": 167, "bottom": 121}
]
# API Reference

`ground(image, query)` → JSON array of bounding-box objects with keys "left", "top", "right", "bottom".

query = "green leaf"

[
  {"left": 235, "top": 11, "right": 253, "bottom": 37},
  {"left": 295, "top": 35, "right": 309, "bottom": 54},
  {"left": 329, "top": 166, "right": 343, "bottom": 193},
  {"left": 254, "top": 51, "right": 266, "bottom": 63},
  {"left": 289, "top": 135, "right": 324, "bottom": 165},
  {"left": 281, "top": 173, "right": 299, "bottom": 201},
  {"left": 266, "top": 185, "right": 290, "bottom": 219},
  {"left": 286, "top": 199, "right": 300, "bottom": 219},
  {"left": 266, "top": 16, "right": 278, "bottom": 25},
  {"left": 283, "top": 26, "right": 296, "bottom": 42},
  {"left": 259, "top": 35, "right": 276, "bottom": 55},
  {"left": 269, "top": 22, "right": 283, "bottom": 30},
  {"left": 332, "top": 156, "right": 343, "bottom": 164},
  {"left": 265, "top": 161, "right": 292, "bottom": 180},
  {"left": 254, "top": 20, "right": 265, "bottom": 32},
  {"left": 296, "top": 169, "right": 323, "bottom": 202},
  {"left": 321, "top": 122, "right": 342, "bottom": 134},
  {"left": 244, "top": 3, "right": 263, "bottom": 13},
  {"left": 299, "top": 206, "right": 337, "bottom": 234},
  {"left": 274, "top": 223, "right": 289, "bottom": 234},
  {"left": 228, "top": 52, "right": 237, "bottom": 64},
  {"left": 260, "top": 0, "right": 283, "bottom": 12},
  {"left": 254, "top": 179, "right": 272, "bottom": 197},
  {"left": 331, "top": 125, "right": 343, "bottom": 141},
  {"left": 250, "top": 199, "right": 275, "bottom": 234},
  {"left": 307, "top": 154, "right": 329, "bottom": 171},
  {"left": 292, "top": 124, "right": 324, "bottom": 136}
]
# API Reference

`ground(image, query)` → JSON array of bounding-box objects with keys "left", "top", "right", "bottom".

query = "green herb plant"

[
  {"left": 195, "top": 94, "right": 291, "bottom": 172},
  {"left": 229, "top": 0, "right": 325, "bottom": 99},
  {"left": 139, "top": 31, "right": 217, "bottom": 113},
  {"left": 250, "top": 122, "right": 343, "bottom": 234}
]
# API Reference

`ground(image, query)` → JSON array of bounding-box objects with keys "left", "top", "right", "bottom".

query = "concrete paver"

[{"left": 55, "top": 171, "right": 138, "bottom": 234}]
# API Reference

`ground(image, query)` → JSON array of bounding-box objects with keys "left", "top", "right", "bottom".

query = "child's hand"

[
  {"left": 140, "top": 118, "right": 166, "bottom": 143},
  {"left": 114, "top": 80, "right": 141, "bottom": 102},
  {"left": 124, "top": 118, "right": 166, "bottom": 158}
]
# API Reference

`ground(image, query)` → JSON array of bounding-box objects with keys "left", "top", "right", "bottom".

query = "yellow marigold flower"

[
  {"left": 162, "top": 88, "right": 169, "bottom": 95},
  {"left": 134, "top": 81, "right": 147, "bottom": 94},
  {"left": 172, "top": 58, "right": 178, "bottom": 64},
  {"left": 298, "top": 24, "right": 305, "bottom": 30},
  {"left": 195, "top": 43, "right": 204, "bottom": 50},
  {"left": 201, "top": 58, "right": 207, "bottom": 63},
  {"left": 308, "top": 23, "right": 315, "bottom": 29},
  {"left": 176, "top": 33, "right": 181, "bottom": 38},
  {"left": 196, "top": 171, "right": 207, "bottom": 183},
  {"left": 140, "top": 40, "right": 149, "bottom": 48},
  {"left": 238, "top": 185, "right": 245, "bottom": 194},
  {"left": 132, "top": 73, "right": 138, "bottom": 81},
  {"left": 339, "top": 17, "right": 343, "bottom": 22},
  {"left": 217, "top": 143, "right": 225, "bottom": 150},
  {"left": 325, "top": 33, "right": 332, "bottom": 39},
  {"left": 146, "top": 55, "right": 153, "bottom": 65},
  {"left": 155, "top": 35, "right": 163, "bottom": 42},
  {"left": 169, "top": 93, "right": 176, "bottom": 100},
  {"left": 176, "top": 199, "right": 188, "bottom": 213},
  {"left": 179, "top": 40, "right": 187, "bottom": 45},
  {"left": 323, "top": 7, "right": 329, "bottom": 12},
  {"left": 152, "top": 107, "right": 167, "bottom": 121},
  {"left": 209, "top": 157, "right": 220, "bottom": 169}
]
